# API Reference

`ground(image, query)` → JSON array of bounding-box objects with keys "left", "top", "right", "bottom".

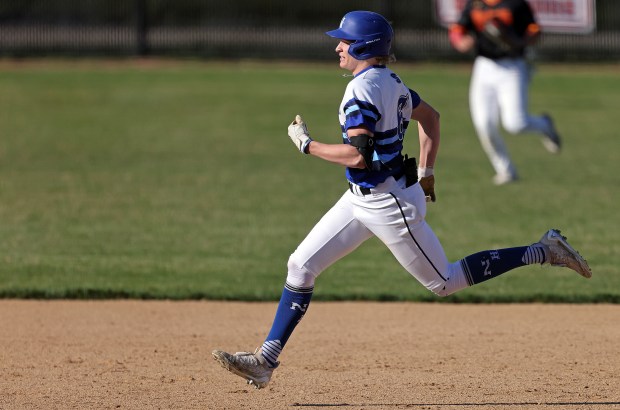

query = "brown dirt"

[{"left": 1, "top": 301, "right": 619, "bottom": 410}]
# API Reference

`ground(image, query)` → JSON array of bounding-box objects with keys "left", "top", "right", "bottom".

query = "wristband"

[
  {"left": 418, "top": 167, "right": 434, "bottom": 179},
  {"left": 302, "top": 138, "right": 313, "bottom": 154}
]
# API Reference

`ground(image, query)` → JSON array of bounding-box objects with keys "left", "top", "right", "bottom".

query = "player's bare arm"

[
  {"left": 288, "top": 114, "right": 366, "bottom": 168},
  {"left": 449, "top": 24, "right": 475, "bottom": 53},
  {"left": 411, "top": 100, "right": 440, "bottom": 169},
  {"left": 307, "top": 137, "right": 367, "bottom": 169}
]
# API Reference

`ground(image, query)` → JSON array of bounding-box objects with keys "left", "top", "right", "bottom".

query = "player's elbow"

[
  {"left": 418, "top": 107, "right": 440, "bottom": 138},
  {"left": 351, "top": 158, "right": 368, "bottom": 169},
  {"left": 346, "top": 153, "right": 367, "bottom": 169},
  {"left": 415, "top": 100, "right": 440, "bottom": 125}
]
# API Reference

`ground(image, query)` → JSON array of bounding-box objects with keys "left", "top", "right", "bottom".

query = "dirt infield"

[{"left": 1, "top": 301, "right": 619, "bottom": 410}]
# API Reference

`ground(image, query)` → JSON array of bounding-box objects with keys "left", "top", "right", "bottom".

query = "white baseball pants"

[
  {"left": 469, "top": 56, "right": 552, "bottom": 177},
  {"left": 286, "top": 176, "right": 469, "bottom": 296}
]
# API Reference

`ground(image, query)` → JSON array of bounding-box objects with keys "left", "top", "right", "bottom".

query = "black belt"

[
  {"left": 348, "top": 182, "right": 372, "bottom": 195},
  {"left": 348, "top": 169, "right": 406, "bottom": 196}
]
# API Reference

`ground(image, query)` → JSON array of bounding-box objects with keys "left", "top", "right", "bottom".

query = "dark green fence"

[{"left": 1, "top": 0, "right": 619, "bottom": 61}]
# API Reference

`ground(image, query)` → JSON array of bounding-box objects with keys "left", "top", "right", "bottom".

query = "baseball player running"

[
  {"left": 213, "top": 10, "right": 591, "bottom": 389},
  {"left": 449, "top": 0, "right": 562, "bottom": 185}
]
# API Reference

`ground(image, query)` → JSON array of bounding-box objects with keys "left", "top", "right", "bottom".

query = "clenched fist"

[
  {"left": 419, "top": 175, "right": 436, "bottom": 203},
  {"left": 287, "top": 115, "right": 313, "bottom": 154}
]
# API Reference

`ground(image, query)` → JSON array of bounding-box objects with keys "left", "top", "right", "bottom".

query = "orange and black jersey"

[{"left": 451, "top": 0, "right": 540, "bottom": 59}]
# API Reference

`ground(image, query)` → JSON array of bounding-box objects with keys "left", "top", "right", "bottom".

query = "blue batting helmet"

[{"left": 326, "top": 11, "right": 393, "bottom": 60}]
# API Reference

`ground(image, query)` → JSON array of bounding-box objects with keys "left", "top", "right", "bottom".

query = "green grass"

[{"left": 0, "top": 60, "right": 618, "bottom": 302}]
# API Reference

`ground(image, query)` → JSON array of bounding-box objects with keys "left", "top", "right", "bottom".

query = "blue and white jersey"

[{"left": 339, "top": 65, "right": 421, "bottom": 188}]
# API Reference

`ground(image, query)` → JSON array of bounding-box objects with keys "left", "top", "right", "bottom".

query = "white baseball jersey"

[{"left": 339, "top": 65, "right": 419, "bottom": 188}]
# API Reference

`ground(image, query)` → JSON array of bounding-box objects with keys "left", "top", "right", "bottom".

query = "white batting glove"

[{"left": 287, "top": 115, "right": 313, "bottom": 154}]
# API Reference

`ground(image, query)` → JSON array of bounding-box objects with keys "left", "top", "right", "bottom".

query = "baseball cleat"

[
  {"left": 538, "top": 229, "right": 592, "bottom": 278},
  {"left": 212, "top": 348, "right": 277, "bottom": 389},
  {"left": 541, "top": 114, "right": 561, "bottom": 154}
]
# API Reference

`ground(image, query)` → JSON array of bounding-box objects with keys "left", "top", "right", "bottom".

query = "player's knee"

[
  {"left": 428, "top": 268, "right": 468, "bottom": 297},
  {"left": 286, "top": 255, "right": 317, "bottom": 288},
  {"left": 427, "top": 281, "right": 451, "bottom": 298},
  {"left": 431, "top": 285, "right": 451, "bottom": 298},
  {"left": 502, "top": 117, "right": 528, "bottom": 134},
  {"left": 431, "top": 281, "right": 465, "bottom": 297}
]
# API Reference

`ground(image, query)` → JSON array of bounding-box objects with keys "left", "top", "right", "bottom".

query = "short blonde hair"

[{"left": 375, "top": 54, "right": 397, "bottom": 65}]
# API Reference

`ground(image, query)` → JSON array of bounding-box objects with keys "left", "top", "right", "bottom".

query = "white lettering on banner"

[
  {"left": 534, "top": 0, "right": 574, "bottom": 14},
  {"left": 434, "top": 0, "right": 596, "bottom": 34}
]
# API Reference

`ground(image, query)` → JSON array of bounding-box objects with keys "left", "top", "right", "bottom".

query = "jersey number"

[{"left": 397, "top": 95, "right": 408, "bottom": 141}]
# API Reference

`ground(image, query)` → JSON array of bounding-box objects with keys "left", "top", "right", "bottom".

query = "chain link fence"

[{"left": 1, "top": 0, "right": 619, "bottom": 61}]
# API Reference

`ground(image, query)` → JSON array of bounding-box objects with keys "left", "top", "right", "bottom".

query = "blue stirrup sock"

[
  {"left": 460, "top": 244, "right": 546, "bottom": 285},
  {"left": 260, "top": 283, "right": 313, "bottom": 367}
]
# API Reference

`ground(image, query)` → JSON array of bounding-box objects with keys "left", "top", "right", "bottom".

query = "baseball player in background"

[
  {"left": 449, "top": 0, "right": 562, "bottom": 185},
  {"left": 213, "top": 10, "right": 591, "bottom": 389}
]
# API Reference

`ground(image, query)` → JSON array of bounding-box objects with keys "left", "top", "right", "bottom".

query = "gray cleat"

[
  {"left": 212, "top": 348, "right": 278, "bottom": 389},
  {"left": 538, "top": 229, "right": 592, "bottom": 278}
]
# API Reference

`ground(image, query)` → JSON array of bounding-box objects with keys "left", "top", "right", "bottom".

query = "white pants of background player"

[
  {"left": 469, "top": 56, "right": 553, "bottom": 180},
  {"left": 286, "top": 176, "right": 469, "bottom": 296}
]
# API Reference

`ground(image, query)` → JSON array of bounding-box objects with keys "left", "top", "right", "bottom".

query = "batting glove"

[
  {"left": 418, "top": 167, "right": 436, "bottom": 202},
  {"left": 287, "top": 115, "right": 313, "bottom": 154}
]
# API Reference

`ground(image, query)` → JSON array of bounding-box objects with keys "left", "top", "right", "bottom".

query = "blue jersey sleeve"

[
  {"left": 409, "top": 89, "right": 421, "bottom": 110},
  {"left": 342, "top": 98, "right": 381, "bottom": 133}
]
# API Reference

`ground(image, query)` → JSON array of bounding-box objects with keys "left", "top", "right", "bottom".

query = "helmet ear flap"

[{"left": 348, "top": 43, "right": 367, "bottom": 59}]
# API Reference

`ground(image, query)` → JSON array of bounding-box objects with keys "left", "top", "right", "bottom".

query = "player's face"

[{"left": 335, "top": 40, "right": 359, "bottom": 72}]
